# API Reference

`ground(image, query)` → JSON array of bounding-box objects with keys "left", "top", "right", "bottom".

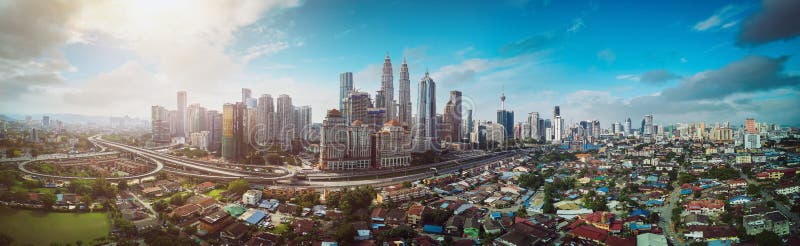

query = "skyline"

[{"left": 1, "top": 0, "right": 800, "bottom": 126}]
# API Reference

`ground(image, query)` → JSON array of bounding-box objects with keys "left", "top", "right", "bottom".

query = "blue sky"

[{"left": 1, "top": 0, "right": 799, "bottom": 126}]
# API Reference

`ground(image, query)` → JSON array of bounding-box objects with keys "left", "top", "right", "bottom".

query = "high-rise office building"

[
  {"left": 744, "top": 133, "right": 761, "bottom": 149},
  {"left": 319, "top": 109, "right": 372, "bottom": 170},
  {"left": 257, "top": 94, "right": 275, "bottom": 145},
  {"left": 379, "top": 53, "right": 395, "bottom": 120},
  {"left": 276, "top": 94, "right": 294, "bottom": 147},
  {"left": 222, "top": 103, "right": 235, "bottom": 161},
  {"left": 242, "top": 88, "right": 252, "bottom": 105},
  {"left": 413, "top": 71, "right": 437, "bottom": 152},
  {"left": 527, "top": 112, "right": 540, "bottom": 141},
  {"left": 42, "top": 116, "right": 50, "bottom": 128},
  {"left": 374, "top": 120, "right": 412, "bottom": 169},
  {"left": 339, "top": 72, "right": 353, "bottom": 111},
  {"left": 745, "top": 118, "right": 758, "bottom": 134},
  {"left": 644, "top": 114, "right": 654, "bottom": 136},
  {"left": 398, "top": 58, "right": 412, "bottom": 129},
  {"left": 441, "top": 90, "right": 462, "bottom": 142},
  {"left": 296, "top": 105, "right": 312, "bottom": 140},
  {"left": 553, "top": 115, "right": 563, "bottom": 142},
  {"left": 464, "top": 109, "right": 473, "bottom": 142},
  {"left": 177, "top": 91, "right": 187, "bottom": 138},
  {"left": 151, "top": 105, "right": 170, "bottom": 144},
  {"left": 551, "top": 106, "right": 561, "bottom": 142},
  {"left": 343, "top": 91, "right": 371, "bottom": 125},
  {"left": 186, "top": 104, "right": 206, "bottom": 136},
  {"left": 625, "top": 117, "right": 632, "bottom": 136},
  {"left": 497, "top": 93, "right": 514, "bottom": 140},
  {"left": 206, "top": 110, "right": 222, "bottom": 153},
  {"left": 234, "top": 102, "right": 247, "bottom": 162}
]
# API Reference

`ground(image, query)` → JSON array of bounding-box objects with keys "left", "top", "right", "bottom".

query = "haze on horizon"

[{"left": 1, "top": 0, "right": 799, "bottom": 126}]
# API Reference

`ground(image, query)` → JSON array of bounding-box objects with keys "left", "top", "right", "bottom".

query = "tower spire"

[{"left": 500, "top": 86, "right": 506, "bottom": 110}]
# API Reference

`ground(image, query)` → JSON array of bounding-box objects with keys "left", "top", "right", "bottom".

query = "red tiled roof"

[
  {"left": 570, "top": 225, "right": 607, "bottom": 242},
  {"left": 610, "top": 221, "right": 623, "bottom": 231},
  {"left": 407, "top": 204, "right": 425, "bottom": 217},
  {"left": 605, "top": 236, "right": 635, "bottom": 246},
  {"left": 196, "top": 181, "right": 216, "bottom": 190},
  {"left": 172, "top": 204, "right": 201, "bottom": 217},
  {"left": 687, "top": 225, "right": 738, "bottom": 239},
  {"left": 568, "top": 219, "right": 585, "bottom": 230},
  {"left": 582, "top": 211, "right": 614, "bottom": 224}
]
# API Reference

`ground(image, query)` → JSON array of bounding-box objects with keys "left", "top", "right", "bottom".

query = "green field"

[
  {"left": 0, "top": 207, "right": 110, "bottom": 245},
  {"left": 206, "top": 189, "right": 225, "bottom": 199}
]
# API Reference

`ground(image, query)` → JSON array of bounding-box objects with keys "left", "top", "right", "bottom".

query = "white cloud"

[
  {"left": 615, "top": 74, "right": 640, "bottom": 81},
  {"left": 693, "top": 5, "right": 745, "bottom": 31},
  {"left": 241, "top": 41, "right": 290, "bottom": 63},
  {"left": 567, "top": 18, "right": 585, "bottom": 33},
  {"left": 0, "top": 0, "right": 304, "bottom": 117}
]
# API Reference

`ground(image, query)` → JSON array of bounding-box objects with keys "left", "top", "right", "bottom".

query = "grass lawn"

[
  {"left": 0, "top": 207, "right": 110, "bottom": 245},
  {"left": 205, "top": 189, "right": 225, "bottom": 199}
]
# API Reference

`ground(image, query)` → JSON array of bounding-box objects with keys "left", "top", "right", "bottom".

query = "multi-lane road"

[{"left": 18, "top": 135, "right": 518, "bottom": 189}]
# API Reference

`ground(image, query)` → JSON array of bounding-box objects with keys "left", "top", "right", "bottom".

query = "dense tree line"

[
  {"left": 325, "top": 186, "right": 376, "bottom": 218},
  {"left": 702, "top": 167, "right": 740, "bottom": 181}
]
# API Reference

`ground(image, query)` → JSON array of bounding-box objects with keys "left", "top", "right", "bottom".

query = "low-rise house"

[
  {"left": 684, "top": 214, "right": 710, "bottom": 226},
  {"left": 407, "top": 204, "right": 426, "bottom": 225},
  {"left": 246, "top": 233, "right": 280, "bottom": 246},
  {"left": 683, "top": 226, "right": 738, "bottom": 242},
  {"left": 352, "top": 221, "right": 371, "bottom": 241},
  {"left": 199, "top": 210, "right": 233, "bottom": 235},
  {"left": 195, "top": 181, "right": 216, "bottom": 193},
  {"left": 743, "top": 210, "right": 791, "bottom": 237},
  {"left": 776, "top": 184, "right": 800, "bottom": 195},
  {"left": 495, "top": 220, "right": 557, "bottom": 246},
  {"left": 170, "top": 203, "right": 202, "bottom": 222},
  {"left": 141, "top": 186, "right": 163, "bottom": 197},
  {"left": 242, "top": 190, "right": 262, "bottom": 206},
  {"left": 726, "top": 179, "right": 747, "bottom": 189},
  {"left": 375, "top": 187, "right": 430, "bottom": 204},
  {"left": 292, "top": 219, "right": 314, "bottom": 235},
  {"left": 684, "top": 200, "right": 725, "bottom": 216},
  {"left": 636, "top": 233, "right": 667, "bottom": 246},
  {"left": 569, "top": 225, "right": 607, "bottom": 244},
  {"left": 220, "top": 222, "right": 250, "bottom": 242},
  {"left": 728, "top": 196, "right": 752, "bottom": 205},
  {"left": 385, "top": 208, "right": 406, "bottom": 226}
]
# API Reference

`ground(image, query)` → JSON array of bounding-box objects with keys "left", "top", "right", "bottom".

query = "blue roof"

[
  {"left": 596, "top": 187, "right": 609, "bottom": 193},
  {"left": 491, "top": 212, "right": 502, "bottom": 219},
  {"left": 728, "top": 196, "right": 752, "bottom": 203},
  {"left": 629, "top": 222, "right": 652, "bottom": 230},
  {"left": 423, "top": 224, "right": 443, "bottom": 234},
  {"left": 708, "top": 240, "right": 733, "bottom": 246},
  {"left": 440, "top": 202, "right": 449, "bottom": 209},
  {"left": 244, "top": 210, "right": 266, "bottom": 225},
  {"left": 372, "top": 223, "right": 386, "bottom": 229},
  {"left": 631, "top": 209, "right": 650, "bottom": 217},
  {"left": 681, "top": 189, "right": 692, "bottom": 195},
  {"left": 56, "top": 194, "right": 63, "bottom": 202}
]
